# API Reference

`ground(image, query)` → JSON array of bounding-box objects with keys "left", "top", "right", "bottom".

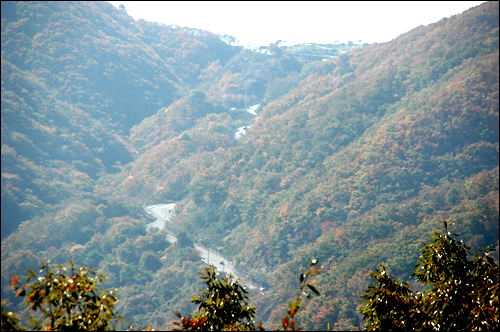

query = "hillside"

[
  {"left": 285, "top": 42, "right": 367, "bottom": 62},
  {"left": 1, "top": 1, "right": 498, "bottom": 330},
  {"left": 0, "top": 0, "right": 242, "bottom": 237}
]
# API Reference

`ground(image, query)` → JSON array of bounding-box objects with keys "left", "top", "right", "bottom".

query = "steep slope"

[
  {"left": 0, "top": 1, "right": 241, "bottom": 238},
  {"left": 1, "top": 1, "right": 307, "bottom": 327},
  {"left": 89, "top": 2, "right": 498, "bottom": 327},
  {"left": 174, "top": 0, "right": 498, "bottom": 259},
  {"left": 165, "top": 2, "right": 498, "bottom": 328},
  {"left": 1, "top": 1, "right": 498, "bottom": 330}
]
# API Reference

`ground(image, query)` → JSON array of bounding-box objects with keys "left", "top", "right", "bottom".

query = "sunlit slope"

[
  {"left": 154, "top": 5, "right": 499, "bottom": 328},
  {"left": 197, "top": 3, "right": 497, "bottom": 328},
  {"left": 211, "top": 3, "right": 498, "bottom": 329},
  {"left": 0, "top": 1, "right": 497, "bottom": 330},
  {"left": 265, "top": 166, "right": 498, "bottom": 330},
  {"left": 171, "top": 0, "right": 498, "bottom": 257}
]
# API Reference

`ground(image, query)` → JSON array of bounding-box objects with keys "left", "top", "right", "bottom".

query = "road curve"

[{"left": 145, "top": 203, "right": 258, "bottom": 290}]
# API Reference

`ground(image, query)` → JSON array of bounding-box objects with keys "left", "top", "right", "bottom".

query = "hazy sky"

[{"left": 107, "top": 1, "right": 485, "bottom": 47}]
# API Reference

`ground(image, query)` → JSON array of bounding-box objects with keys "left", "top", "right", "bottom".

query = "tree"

[
  {"left": 359, "top": 220, "right": 499, "bottom": 331},
  {"left": 173, "top": 259, "right": 322, "bottom": 331},
  {"left": 7, "top": 260, "right": 123, "bottom": 331},
  {"left": 174, "top": 266, "right": 256, "bottom": 331},
  {"left": 176, "top": 231, "right": 194, "bottom": 248},
  {"left": 119, "top": 264, "right": 152, "bottom": 286},
  {"left": 1, "top": 300, "right": 27, "bottom": 331},
  {"left": 281, "top": 259, "right": 323, "bottom": 331},
  {"left": 267, "top": 41, "right": 283, "bottom": 57},
  {"left": 140, "top": 251, "right": 162, "bottom": 272},
  {"left": 3, "top": 259, "right": 322, "bottom": 331},
  {"left": 221, "top": 34, "right": 236, "bottom": 46}
]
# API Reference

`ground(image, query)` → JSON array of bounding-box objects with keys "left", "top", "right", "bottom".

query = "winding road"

[{"left": 145, "top": 203, "right": 258, "bottom": 290}]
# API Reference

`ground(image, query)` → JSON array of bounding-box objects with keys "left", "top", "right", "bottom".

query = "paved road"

[
  {"left": 145, "top": 203, "right": 257, "bottom": 290},
  {"left": 194, "top": 244, "right": 235, "bottom": 278},
  {"left": 145, "top": 203, "right": 177, "bottom": 243}
]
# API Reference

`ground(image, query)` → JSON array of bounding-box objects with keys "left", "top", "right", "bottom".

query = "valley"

[
  {"left": 1, "top": 1, "right": 498, "bottom": 330},
  {"left": 145, "top": 203, "right": 258, "bottom": 290}
]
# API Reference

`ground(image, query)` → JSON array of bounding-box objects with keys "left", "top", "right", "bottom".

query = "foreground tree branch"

[{"left": 359, "top": 220, "right": 499, "bottom": 331}]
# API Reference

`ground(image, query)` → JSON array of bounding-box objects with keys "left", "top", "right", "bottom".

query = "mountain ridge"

[{"left": 1, "top": 1, "right": 498, "bottom": 330}]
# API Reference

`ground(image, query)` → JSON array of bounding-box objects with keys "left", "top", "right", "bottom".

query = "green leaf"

[
  {"left": 289, "top": 301, "right": 296, "bottom": 315},
  {"left": 307, "top": 283, "right": 320, "bottom": 295}
]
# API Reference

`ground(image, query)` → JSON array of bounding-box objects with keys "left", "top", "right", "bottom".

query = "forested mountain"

[
  {"left": 0, "top": 0, "right": 240, "bottom": 236},
  {"left": 1, "top": 1, "right": 498, "bottom": 330}
]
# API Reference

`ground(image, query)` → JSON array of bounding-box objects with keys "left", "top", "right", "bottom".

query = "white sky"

[{"left": 107, "top": 1, "right": 485, "bottom": 47}]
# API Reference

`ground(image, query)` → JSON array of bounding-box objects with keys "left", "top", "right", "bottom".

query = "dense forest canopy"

[{"left": 1, "top": 1, "right": 498, "bottom": 330}]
